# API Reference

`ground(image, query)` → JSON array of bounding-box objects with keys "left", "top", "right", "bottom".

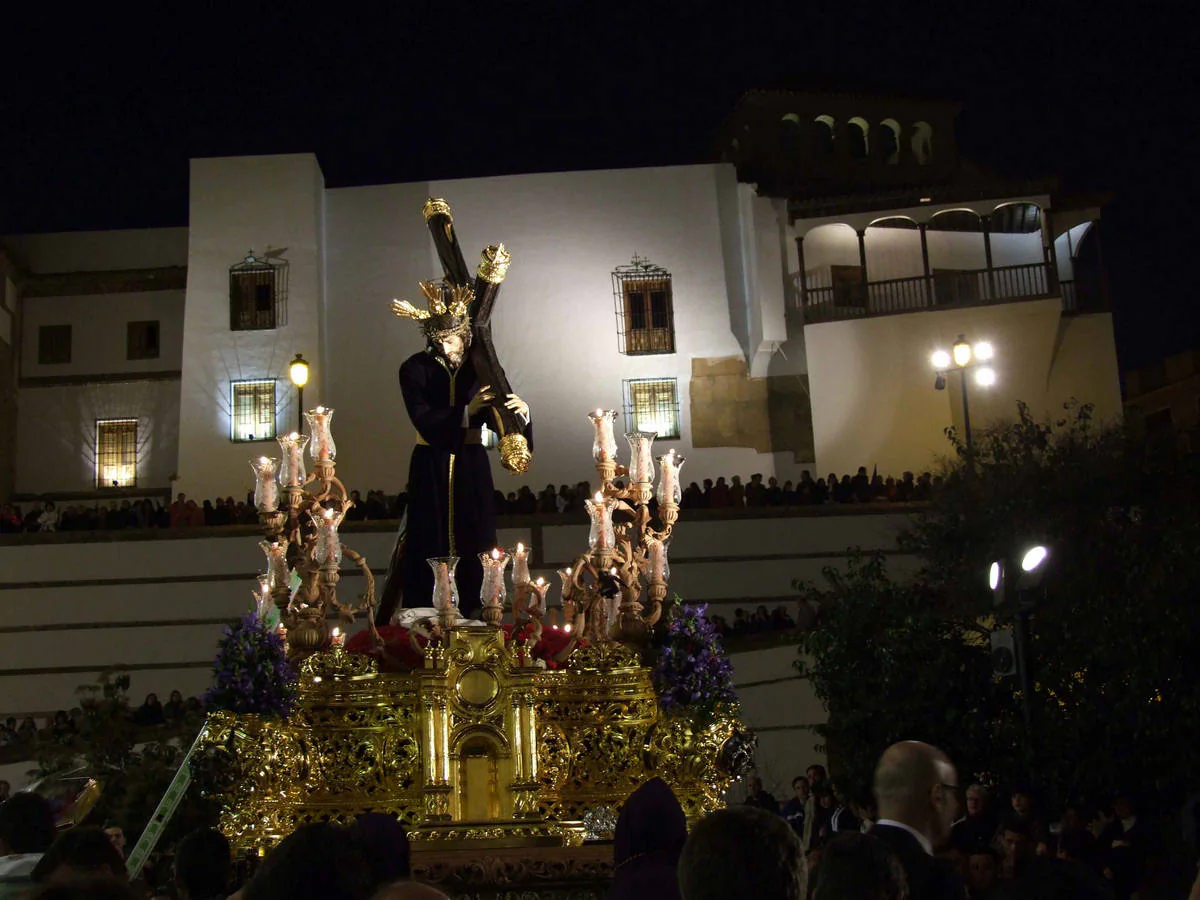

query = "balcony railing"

[{"left": 797, "top": 262, "right": 1064, "bottom": 323}]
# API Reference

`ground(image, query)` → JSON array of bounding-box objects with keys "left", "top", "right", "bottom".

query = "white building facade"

[{"left": 1, "top": 92, "right": 1121, "bottom": 505}]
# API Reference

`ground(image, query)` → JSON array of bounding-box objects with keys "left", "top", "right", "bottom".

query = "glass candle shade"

[
  {"left": 557, "top": 566, "right": 574, "bottom": 601},
  {"left": 260, "top": 540, "right": 290, "bottom": 593},
  {"left": 625, "top": 431, "right": 656, "bottom": 484},
  {"left": 310, "top": 507, "right": 344, "bottom": 566},
  {"left": 656, "top": 451, "right": 685, "bottom": 506},
  {"left": 527, "top": 577, "right": 551, "bottom": 617},
  {"left": 250, "top": 457, "right": 280, "bottom": 513},
  {"left": 305, "top": 407, "right": 337, "bottom": 461},
  {"left": 512, "top": 542, "right": 531, "bottom": 586},
  {"left": 588, "top": 409, "right": 618, "bottom": 463},
  {"left": 479, "top": 548, "right": 511, "bottom": 609},
  {"left": 585, "top": 493, "right": 617, "bottom": 553},
  {"left": 646, "top": 537, "right": 670, "bottom": 582},
  {"left": 277, "top": 432, "right": 309, "bottom": 488},
  {"left": 427, "top": 556, "right": 461, "bottom": 612},
  {"left": 254, "top": 574, "right": 273, "bottom": 620}
]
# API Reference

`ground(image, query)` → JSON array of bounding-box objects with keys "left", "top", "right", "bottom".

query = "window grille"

[
  {"left": 229, "top": 251, "right": 288, "bottom": 331},
  {"left": 38, "top": 324, "right": 72, "bottom": 365},
  {"left": 96, "top": 419, "right": 138, "bottom": 488},
  {"left": 126, "top": 320, "right": 160, "bottom": 360},
  {"left": 613, "top": 255, "right": 675, "bottom": 355},
  {"left": 623, "top": 378, "right": 681, "bottom": 440},
  {"left": 231, "top": 379, "right": 277, "bottom": 442}
]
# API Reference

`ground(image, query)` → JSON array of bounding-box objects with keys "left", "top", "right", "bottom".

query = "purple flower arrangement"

[
  {"left": 204, "top": 613, "right": 298, "bottom": 718},
  {"left": 652, "top": 602, "right": 737, "bottom": 723}
]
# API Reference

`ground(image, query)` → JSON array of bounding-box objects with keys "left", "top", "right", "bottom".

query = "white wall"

[
  {"left": 16, "top": 380, "right": 181, "bottom": 494},
  {"left": 323, "top": 163, "right": 798, "bottom": 493},
  {"left": 175, "top": 155, "right": 327, "bottom": 501},
  {"left": 1, "top": 227, "right": 188, "bottom": 273},
  {"left": 20, "top": 290, "right": 184, "bottom": 378},
  {"left": 804, "top": 298, "right": 1123, "bottom": 477}
]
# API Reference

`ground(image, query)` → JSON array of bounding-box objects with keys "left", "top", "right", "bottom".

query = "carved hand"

[
  {"left": 467, "top": 385, "right": 495, "bottom": 417},
  {"left": 504, "top": 394, "right": 530, "bottom": 419}
]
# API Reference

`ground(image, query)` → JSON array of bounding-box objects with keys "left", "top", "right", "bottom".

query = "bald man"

[{"left": 869, "top": 741, "right": 965, "bottom": 900}]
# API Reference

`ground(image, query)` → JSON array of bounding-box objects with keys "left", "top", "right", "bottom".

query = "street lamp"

[
  {"left": 289, "top": 353, "right": 310, "bottom": 432},
  {"left": 931, "top": 334, "right": 997, "bottom": 459},
  {"left": 989, "top": 544, "right": 1050, "bottom": 741}
]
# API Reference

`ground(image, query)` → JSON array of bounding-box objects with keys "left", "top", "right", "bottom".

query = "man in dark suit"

[{"left": 869, "top": 741, "right": 966, "bottom": 900}]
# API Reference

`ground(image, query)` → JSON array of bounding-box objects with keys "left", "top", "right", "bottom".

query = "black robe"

[{"left": 377, "top": 349, "right": 526, "bottom": 621}]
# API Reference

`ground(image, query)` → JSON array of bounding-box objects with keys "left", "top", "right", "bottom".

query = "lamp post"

[
  {"left": 289, "top": 353, "right": 310, "bottom": 432},
  {"left": 990, "top": 545, "right": 1049, "bottom": 759},
  {"left": 931, "top": 334, "right": 996, "bottom": 461}
]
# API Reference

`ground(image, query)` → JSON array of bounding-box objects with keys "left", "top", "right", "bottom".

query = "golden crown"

[{"left": 390, "top": 281, "right": 474, "bottom": 323}]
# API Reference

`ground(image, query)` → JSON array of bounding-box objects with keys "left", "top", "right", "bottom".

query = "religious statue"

[{"left": 377, "top": 200, "right": 532, "bottom": 622}]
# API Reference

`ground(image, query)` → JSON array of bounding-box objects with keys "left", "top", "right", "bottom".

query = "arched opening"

[
  {"left": 927, "top": 209, "right": 984, "bottom": 305},
  {"left": 847, "top": 117, "right": 869, "bottom": 159},
  {"left": 911, "top": 121, "right": 933, "bottom": 165},
  {"left": 780, "top": 113, "right": 804, "bottom": 156},
  {"left": 864, "top": 217, "right": 925, "bottom": 312},
  {"left": 814, "top": 115, "right": 836, "bottom": 157},
  {"left": 456, "top": 734, "right": 502, "bottom": 821},
  {"left": 1055, "top": 221, "right": 1104, "bottom": 312},
  {"left": 800, "top": 223, "right": 862, "bottom": 316},
  {"left": 879, "top": 119, "right": 901, "bottom": 164}
]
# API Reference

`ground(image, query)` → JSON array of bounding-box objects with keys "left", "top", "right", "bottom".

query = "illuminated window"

[
  {"left": 38, "top": 324, "right": 72, "bottom": 365},
  {"left": 229, "top": 251, "right": 288, "bottom": 331},
  {"left": 231, "top": 379, "right": 277, "bottom": 442},
  {"left": 613, "top": 256, "right": 675, "bottom": 355},
  {"left": 623, "top": 378, "right": 681, "bottom": 440},
  {"left": 127, "top": 320, "right": 160, "bottom": 360},
  {"left": 96, "top": 419, "right": 138, "bottom": 488}
]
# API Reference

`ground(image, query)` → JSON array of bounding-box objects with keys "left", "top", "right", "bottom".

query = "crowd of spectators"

[{"left": 0, "top": 467, "right": 935, "bottom": 536}]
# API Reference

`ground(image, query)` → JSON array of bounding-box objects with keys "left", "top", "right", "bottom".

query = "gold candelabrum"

[{"left": 251, "top": 407, "right": 382, "bottom": 662}]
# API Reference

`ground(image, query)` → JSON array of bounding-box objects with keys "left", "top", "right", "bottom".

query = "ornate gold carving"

[
  {"left": 300, "top": 649, "right": 378, "bottom": 682},
  {"left": 423, "top": 198, "right": 453, "bottom": 222},
  {"left": 499, "top": 433, "right": 532, "bottom": 475},
  {"left": 456, "top": 666, "right": 500, "bottom": 707},
  {"left": 477, "top": 243, "right": 512, "bottom": 284}
]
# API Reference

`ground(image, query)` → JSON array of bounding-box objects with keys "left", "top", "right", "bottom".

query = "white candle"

[
  {"left": 250, "top": 457, "right": 279, "bottom": 512},
  {"left": 647, "top": 538, "right": 668, "bottom": 582},
  {"left": 277, "top": 432, "right": 309, "bottom": 487},
  {"left": 588, "top": 409, "right": 618, "bottom": 463},
  {"left": 586, "top": 492, "right": 616, "bottom": 551},
  {"left": 305, "top": 406, "right": 337, "bottom": 461},
  {"left": 625, "top": 431, "right": 656, "bottom": 484},
  {"left": 512, "top": 542, "right": 531, "bottom": 585},
  {"left": 260, "top": 540, "right": 290, "bottom": 592},
  {"left": 309, "top": 507, "right": 344, "bottom": 566},
  {"left": 331, "top": 626, "right": 345, "bottom": 648}
]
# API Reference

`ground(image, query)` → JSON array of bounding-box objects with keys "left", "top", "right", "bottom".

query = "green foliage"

[{"left": 799, "top": 402, "right": 1200, "bottom": 805}]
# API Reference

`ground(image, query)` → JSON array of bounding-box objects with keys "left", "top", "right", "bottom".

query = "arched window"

[
  {"left": 879, "top": 119, "right": 901, "bottom": 164},
  {"left": 927, "top": 209, "right": 981, "bottom": 232},
  {"left": 780, "top": 113, "right": 804, "bottom": 156},
  {"left": 911, "top": 121, "right": 933, "bottom": 165},
  {"left": 990, "top": 202, "right": 1042, "bottom": 234},
  {"left": 814, "top": 115, "right": 836, "bottom": 157},
  {"left": 847, "top": 117, "right": 869, "bottom": 159}
]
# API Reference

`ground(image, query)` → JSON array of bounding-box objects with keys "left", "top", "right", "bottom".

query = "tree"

[{"left": 798, "top": 402, "right": 1200, "bottom": 806}]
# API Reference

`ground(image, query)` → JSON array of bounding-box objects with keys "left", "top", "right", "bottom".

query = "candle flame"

[
  {"left": 288, "top": 432, "right": 298, "bottom": 440},
  {"left": 594, "top": 408, "right": 603, "bottom": 416},
  {"left": 332, "top": 627, "right": 340, "bottom": 638},
  {"left": 492, "top": 548, "right": 501, "bottom": 559},
  {"left": 566, "top": 566, "right": 572, "bottom": 575},
  {"left": 610, "top": 567, "right": 617, "bottom": 575},
  {"left": 564, "top": 623, "right": 572, "bottom": 633},
  {"left": 517, "top": 542, "right": 524, "bottom": 553},
  {"left": 315, "top": 405, "right": 325, "bottom": 413},
  {"left": 323, "top": 507, "right": 335, "bottom": 519},
  {"left": 594, "top": 491, "right": 603, "bottom": 502},
  {"left": 258, "top": 456, "right": 269, "bottom": 464},
  {"left": 535, "top": 576, "right": 545, "bottom": 586}
]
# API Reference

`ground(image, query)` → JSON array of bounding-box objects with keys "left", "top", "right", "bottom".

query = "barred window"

[
  {"left": 613, "top": 256, "right": 675, "bottom": 355},
  {"left": 127, "top": 320, "right": 160, "bottom": 360},
  {"left": 96, "top": 419, "right": 138, "bottom": 488},
  {"left": 623, "top": 378, "right": 681, "bottom": 440},
  {"left": 229, "top": 251, "right": 288, "bottom": 331},
  {"left": 231, "top": 379, "right": 277, "bottom": 442},
  {"left": 39, "top": 324, "right": 72, "bottom": 365}
]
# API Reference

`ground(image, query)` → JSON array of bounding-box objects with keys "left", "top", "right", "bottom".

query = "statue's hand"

[
  {"left": 505, "top": 394, "right": 530, "bottom": 419},
  {"left": 467, "top": 385, "right": 494, "bottom": 417}
]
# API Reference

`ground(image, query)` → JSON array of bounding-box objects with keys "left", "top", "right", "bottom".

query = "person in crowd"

[
  {"left": 243, "top": 822, "right": 374, "bottom": 900},
  {"left": 515, "top": 486, "right": 537, "bottom": 515},
  {"left": 700, "top": 478, "right": 714, "bottom": 508},
  {"left": 728, "top": 475, "right": 745, "bottom": 508},
  {"left": 133, "top": 693, "right": 165, "bottom": 726},
  {"left": 850, "top": 466, "right": 870, "bottom": 502},
  {"left": 348, "top": 813, "right": 410, "bottom": 891},
  {"left": 168, "top": 494, "right": 189, "bottom": 528},
  {"left": 1054, "top": 829, "right": 1114, "bottom": 899},
  {"left": 869, "top": 740, "right": 964, "bottom": 900},
  {"left": 1098, "top": 792, "right": 1154, "bottom": 899},
  {"left": 709, "top": 477, "right": 730, "bottom": 508},
  {"left": 31, "top": 827, "right": 126, "bottom": 886},
  {"left": 780, "top": 480, "right": 796, "bottom": 505},
  {"left": 745, "top": 474, "right": 766, "bottom": 507},
  {"left": 50, "top": 712, "right": 73, "bottom": 741},
  {"left": 953, "top": 783, "right": 1000, "bottom": 853},
  {"left": 1, "top": 792, "right": 57, "bottom": 899},
  {"left": 0, "top": 719, "right": 18, "bottom": 748},
  {"left": 1007, "top": 785, "right": 1049, "bottom": 850},
  {"left": 765, "top": 477, "right": 782, "bottom": 506},
  {"left": 102, "top": 827, "right": 124, "bottom": 861},
  {"left": 163, "top": 690, "right": 185, "bottom": 723},
  {"left": 537, "top": 484, "right": 557, "bottom": 514},
  {"left": 556, "top": 484, "right": 572, "bottom": 514},
  {"left": 813, "top": 832, "right": 907, "bottom": 900},
  {"left": 17, "top": 718, "right": 38, "bottom": 745},
  {"left": 771, "top": 605, "right": 796, "bottom": 631},
  {"left": 964, "top": 847, "right": 1004, "bottom": 900},
  {"left": 852, "top": 789, "right": 878, "bottom": 834},
  {"left": 808, "top": 786, "right": 836, "bottom": 849},
  {"left": 829, "top": 782, "right": 862, "bottom": 836},
  {"left": 782, "top": 776, "right": 809, "bottom": 838},
  {"left": 744, "top": 776, "right": 780, "bottom": 814},
  {"left": 0, "top": 505, "right": 22, "bottom": 533},
  {"left": 836, "top": 474, "right": 854, "bottom": 503},
  {"left": 36, "top": 502, "right": 58, "bottom": 533},
  {"left": 914, "top": 472, "right": 933, "bottom": 500},
  {"left": 610, "top": 777, "right": 687, "bottom": 900},
  {"left": 678, "top": 805, "right": 806, "bottom": 900},
  {"left": 997, "top": 820, "right": 1058, "bottom": 896}
]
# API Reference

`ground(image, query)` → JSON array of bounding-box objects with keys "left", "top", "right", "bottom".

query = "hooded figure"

[{"left": 610, "top": 777, "right": 688, "bottom": 900}]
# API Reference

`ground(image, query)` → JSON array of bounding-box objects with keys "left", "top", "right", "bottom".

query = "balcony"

[{"left": 794, "top": 261, "right": 1077, "bottom": 323}]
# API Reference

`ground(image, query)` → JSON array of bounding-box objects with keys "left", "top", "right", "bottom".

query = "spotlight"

[
  {"left": 974, "top": 341, "right": 994, "bottom": 361},
  {"left": 931, "top": 350, "right": 951, "bottom": 370},
  {"left": 975, "top": 367, "right": 996, "bottom": 387},
  {"left": 988, "top": 560, "right": 1002, "bottom": 591},
  {"left": 1021, "top": 546, "right": 1048, "bottom": 573}
]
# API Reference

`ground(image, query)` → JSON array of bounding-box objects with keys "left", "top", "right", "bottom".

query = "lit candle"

[
  {"left": 254, "top": 573, "right": 272, "bottom": 619},
  {"left": 557, "top": 566, "right": 573, "bottom": 601},
  {"left": 588, "top": 409, "right": 618, "bottom": 463},
  {"left": 259, "top": 540, "right": 289, "bottom": 593},
  {"left": 647, "top": 537, "right": 669, "bottom": 582},
  {"left": 512, "top": 541, "right": 531, "bottom": 585},
  {"left": 625, "top": 431, "right": 656, "bottom": 484},
  {"left": 427, "top": 556, "right": 460, "bottom": 612},
  {"left": 277, "top": 432, "right": 309, "bottom": 488},
  {"left": 528, "top": 576, "right": 550, "bottom": 617},
  {"left": 309, "top": 507, "right": 344, "bottom": 566},
  {"left": 331, "top": 626, "right": 345, "bottom": 649},
  {"left": 656, "top": 450, "right": 685, "bottom": 506},
  {"left": 479, "top": 548, "right": 511, "bottom": 614},
  {"left": 585, "top": 492, "right": 617, "bottom": 552},
  {"left": 250, "top": 457, "right": 280, "bottom": 512},
  {"left": 304, "top": 406, "right": 337, "bottom": 461}
]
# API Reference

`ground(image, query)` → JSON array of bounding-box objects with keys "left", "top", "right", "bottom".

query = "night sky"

[{"left": 2, "top": 5, "right": 1194, "bottom": 370}]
